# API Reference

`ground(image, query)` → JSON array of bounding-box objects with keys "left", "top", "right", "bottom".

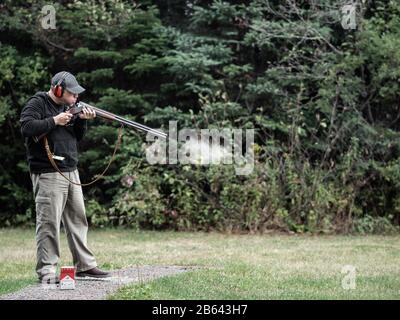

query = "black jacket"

[{"left": 20, "top": 92, "right": 87, "bottom": 174}]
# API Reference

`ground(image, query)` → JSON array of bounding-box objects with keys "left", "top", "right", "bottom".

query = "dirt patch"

[{"left": 0, "top": 265, "right": 194, "bottom": 300}]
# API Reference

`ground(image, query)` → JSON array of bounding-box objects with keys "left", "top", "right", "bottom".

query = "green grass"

[{"left": 0, "top": 228, "right": 399, "bottom": 299}]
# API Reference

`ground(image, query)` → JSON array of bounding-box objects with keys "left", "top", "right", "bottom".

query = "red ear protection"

[
  {"left": 52, "top": 72, "right": 68, "bottom": 98},
  {"left": 53, "top": 83, "right": 64, "bottom": 98}
]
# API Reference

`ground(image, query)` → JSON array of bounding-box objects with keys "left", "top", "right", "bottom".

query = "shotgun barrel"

[
  {"left": 77, "top": 101, "right": 167, "bottom": 139},
  {"left": 33, "top": 101, "right": 167, "bottom": 142}
]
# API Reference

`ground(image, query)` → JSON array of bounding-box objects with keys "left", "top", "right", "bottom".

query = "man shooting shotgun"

[{"left": 20, "top": 71, "right": 119, "bottom": 283}]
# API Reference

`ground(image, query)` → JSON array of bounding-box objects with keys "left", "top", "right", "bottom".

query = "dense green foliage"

[{"left": 1, "top": 0, "right": 399, "bottom": 233}]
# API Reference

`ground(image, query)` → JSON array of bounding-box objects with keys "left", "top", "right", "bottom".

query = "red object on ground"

[
  {"left": 60, "top": 266, "right": 75, "bottom": 280},
  {"left": 60, "top": 266, "right": 76, "bottom": 290}
]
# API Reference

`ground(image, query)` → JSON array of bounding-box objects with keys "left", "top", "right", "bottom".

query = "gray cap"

[{"left": 51, "top": 71, "right": 85, "bottom": 95}]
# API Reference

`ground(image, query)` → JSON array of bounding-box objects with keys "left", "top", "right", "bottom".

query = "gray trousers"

[{"left": 31, "top": 170, "right": 97, "bottom": 279}]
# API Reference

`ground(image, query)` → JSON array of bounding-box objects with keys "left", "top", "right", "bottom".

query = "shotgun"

[{"left": 33, "top": 101, "right": 167, "bottom": 142}]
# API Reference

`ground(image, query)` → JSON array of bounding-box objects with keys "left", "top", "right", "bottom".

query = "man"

[{"left": 20, "top": 71, "right": 111, "bottom": 283}]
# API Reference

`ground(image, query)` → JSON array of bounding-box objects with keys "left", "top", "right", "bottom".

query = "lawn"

[{"left": 0, "top": 228, "right": 399, "bottom": 299}]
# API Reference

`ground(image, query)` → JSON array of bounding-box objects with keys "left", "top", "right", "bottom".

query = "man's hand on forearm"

[{"left": 78, "top": 106, "right": 96, "bottom": 120}]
